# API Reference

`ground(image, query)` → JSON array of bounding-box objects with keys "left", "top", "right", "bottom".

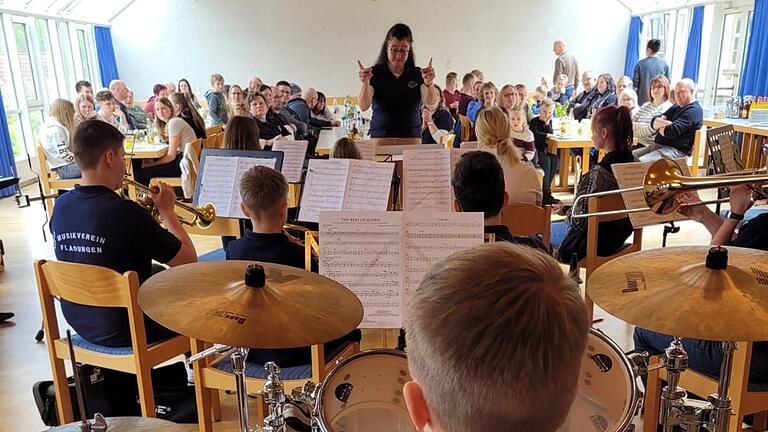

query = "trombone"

[
  {"left": 572, "top": 158, "right": 768, "bottom": 219},
  {"left": 122, "top": 178, "right": 216, "bottom": 229}
]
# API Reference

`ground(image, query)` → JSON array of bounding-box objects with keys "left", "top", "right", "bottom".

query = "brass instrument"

[
  {"left": 573, "top": 158, "right": 768, "bottom": 218},
  {"left": 122, "top": 178, "right": 216, "bottom": 229}
]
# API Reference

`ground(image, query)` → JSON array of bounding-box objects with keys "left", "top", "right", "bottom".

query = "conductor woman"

[{"left": 358, "top": 23, "right": 439, "bottom": 138}]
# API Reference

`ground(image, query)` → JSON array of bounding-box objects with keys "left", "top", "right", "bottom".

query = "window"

[
  {"left": 713, "top": 10, "right": 753, "bottom": 105},
  {"left": 35, "top": 19, "right": 59, "bottom": 101},
  {"left": 57, "top": 22, "right": 75, "bottom": 97},
  {"left": 76, "top": 29, "right": 91, "bottom": 83},
  {"left": 13, "top": 22, "right": 39, "bottom": 104}
]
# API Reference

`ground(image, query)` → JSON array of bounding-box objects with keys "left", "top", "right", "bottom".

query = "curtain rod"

[{"left": 632, "top": 0, "right": 723, "bottom": 16}]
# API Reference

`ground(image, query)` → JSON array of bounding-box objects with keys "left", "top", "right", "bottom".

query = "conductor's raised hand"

[
  {"left": 421, "top": 57, "right": 435, "bottom": 87},
  {"left": 358, "top": 60, "right": 373, "bottom": 85}
]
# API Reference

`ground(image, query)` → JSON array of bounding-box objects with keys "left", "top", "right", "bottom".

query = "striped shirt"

[{"left": 632, "top": 101, "right": 673, "bottom": 147}]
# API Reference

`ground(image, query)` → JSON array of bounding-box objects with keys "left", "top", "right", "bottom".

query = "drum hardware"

[
  {"left": 572, "top": 158, "right": 768, "bottom": 218},
  {"left": 122, "top": 177, "right": 216, "bottom": 229},
  {"left": 51, "top": 416, "right": 183, "bottom": 431},
  {"left": 65, "top": 330, "right": 106, "bottom": 432}
]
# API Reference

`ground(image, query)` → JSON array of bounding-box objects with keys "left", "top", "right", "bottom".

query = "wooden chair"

[
  {"left": 368, "top": 137, "right": 421, "bottom": 147},
  {"left": 644, "top": 343, "right": 768, "bottom": 432},
  {"left": 205, "top": 125, "right": 222, "bottom": 137},
  {"left": 689, "top": 126, "right": 707, "bottom": 177},
  {"left": 440, "top": 133, "right": 456, "bottom": 149},
  {"left": 35, "top": 260, "right": 189, "bottom": 423},
  {"left": 458, "top": 115, "right": 472, "bottom": 143},
  {"left": 36, "top": 146, "right": 81, "bottom": 217},
  {"left": 147, "top": 138, "right": 203, "bottom": 191},
  {"left": 581, "top": 194, "right": 643, "bottom": 318},
  {"left": 500, "top": 203, "right": 552, "bottom": 249}
]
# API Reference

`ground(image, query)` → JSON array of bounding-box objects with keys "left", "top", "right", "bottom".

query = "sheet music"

[
  {"left": 403, "top": 149, "right": 452, "bottom": 212},
  {"left": 227, "top": 158, "right": 278, "bottom": 218},
  {"left": 612, "top": 159, "right": 693, "bottom": 228},
  {"left": 272, "top": 140, "right": 308, "bottom": 183},
  {"left": 320, "top": 212, "right": 403, "bottom": 329},
  {"left": 403, "top": 212, "right": 484, "bottom": 310},
  {"left": 299, "top": 159, "right": 350, "bottom": 222},
  {"left": 343, "top": 161, "right": 394, "bottom": 212},
  {"left": 356, "top": 140, "right": 377, "bottom": 161},
  {"left": 196, "top": 156, "right": 239, "bottom": 219}
]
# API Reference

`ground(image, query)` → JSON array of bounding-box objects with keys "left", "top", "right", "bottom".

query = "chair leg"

[
  {"left": 194, "top": 382, "right": 214, "bottom": 432},
  {"left": 643, "top": 362, "right": 662, "bottom": 432},
  {"left": 136, "top": 366, "right": 156, "bottom": 417},
  {"left": 753, "top": 411, "right": 768, "bottom": 431},
  {"left": 52, "top": 357, "right": 75, "bottom": 424},
  {"left": 211, "top": 389, "right": 222, "bottom": 421}
]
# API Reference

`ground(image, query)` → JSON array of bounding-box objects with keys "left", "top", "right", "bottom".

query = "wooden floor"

[{"left": 0, "top": 186, "right": 720, "bottom": 431}]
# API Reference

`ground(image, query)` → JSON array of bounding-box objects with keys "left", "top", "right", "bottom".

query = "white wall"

[{"left": 111, "top": 0, "right": 631, "bottom": 100}]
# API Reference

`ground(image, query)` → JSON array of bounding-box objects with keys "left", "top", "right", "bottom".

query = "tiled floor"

[{"left": 0, "top": 186, "right": 723, "bottom": 431}]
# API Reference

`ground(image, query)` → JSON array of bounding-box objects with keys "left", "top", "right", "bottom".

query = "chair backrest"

[
  {"left": 459, "top": 141, "right": 478, "bottom": 149},
  {"left": 706, "top": 125, "right": 743, "bottom": 174},
  {"left": 212, "top": 132, "right": 224, "bottom": 149},
  {"left": 36, "top": 145, "right": 53, "bottom": 180},
  {"left": 36, "top": 260, "right": 138, "bottom": 308},
  {"left": 440, "top": 133, "right": 456, "bottom": 149},
  {"left": 368, "top": 138, "right": 421, "bottom": 147},
  {"left": 458, "top": 115, "right": 472, "bottom": 143},
  {"left": 689, "top": 126, "right": 707, "bottom": 176},
  {"left": 500, "top": 203, "right": 552, "bottom": 248},
  {"left": 205, "top": 125, "right": 222, "bottom": 137}
]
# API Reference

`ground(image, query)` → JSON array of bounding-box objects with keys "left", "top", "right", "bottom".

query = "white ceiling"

[
  {"left": 619, "top": 0, "right": 731, "bottom": 15},
  {"left": 0, "top": 0, "right": 134, "bottom": 25}
]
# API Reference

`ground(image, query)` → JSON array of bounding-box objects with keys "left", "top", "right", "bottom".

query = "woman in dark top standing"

[
  {"left": 358, "top": 23, "right": 439, "bottom": 138},
  {"left": 421, "top": 85, "right": 454, "bottom": 144},
  {"left": 550, "top": 105, "right": 635, "bottom": 262}
]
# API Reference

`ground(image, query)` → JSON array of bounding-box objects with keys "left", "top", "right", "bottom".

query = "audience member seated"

[
  {"left": 164, "top": 82, "right": 176, "bottom": 95},
  {"left": 514, "top": 84, "right": 532, "bottom": 122},
  {"left": 109, "top": 80, "right": 137, "bottom": 130},
  {"left": 547, "top": 74, "right": 569, "bottom": 105},
  {"left": 404, "top": 242, "right": 587, "bottom": 432},
  {"left": 178, "top": 78, "right": 201, "bottom": 110},
  {"left": 471, "top": 69, "right": 485, "bottom": 82},
  {"left": 312, "top": 92, "right": 336, "bottom": 122},
  {"left": 170, "top": 92, "right": 207, "bottom": 140},
  {"left": 246, "top": 75, "right": 262, "bottom": 96},
  {"left": 476, "top": 107, "right": 541, "bottom": 205},
  {"left": 634, "top": 185, "right": 768, "bottom": 383},
  {"left": 550, "top": 105, "right": 634, "bottom": 262},
  {"left": 571, "top": 71, "right": 596, "bottom": 121},
  {"left": 530, "top": 98, "right": 560, "bottom": 205},
  {"left": 74, "top": 93, "right": 98, "bottom": 126},
  {"left": 530, "top": 85, "right": 547, "bottom": 116},
  {"left": 222, "top": 115, "right": 261, "bottom": 151},
  {"left": 330, "top": 137, "right": 362, "bottom": 159},
  {"left": 509, "top": 106, "right": 536, "bottom": 162},
  {"left": 633, "top": 78, "right": 703, "bottom": 162},
  {"left": 580, "top": 73, "right": 618, "bottom": 119},
  {"left": 443, "top": 72, "right": 461, "bottom": 117},
  {"left": 457, "top": 72, "right": 478, "bottom": 116},
  {"left": 467, "top": 81, "right": 497, "bottom": 122},
  {"left": 619, "top": 88, "right": 639, "bottom": 116},
  {"left": 497, "top": 84, "right": 518, "bottom": 115},
  {"left": 124, "top": 88, "right": 148, "bottom": 130},
  {"left": 288, "top": 87, "right": 341, "bottom": 129},
  {"left": 227, "top": 84, "right": 249, "bottom": 119},
  {"left": 632, "top": 75, "right": 673, "bottom": 148},
  {"left": 276, "top": 81, "right": 309, "bottom": 139},
  {"left": 616, "top": 75, "right": 633, "bottom": 99},
  {"left": 421, "top": 85, "right": 454, "bottom": 144},
  {"left": 263, "top": 86, "right": 296, "bottom": 135},
  {"left": 452, "top": 151, "right": 546, "bottom": 251},
  {"left": 225, "top": 166, "right": 361, "bottom": 366},
  {"left": 75, "top": 80, "right": 93, "bottom": 98},
  {"left": 132, "top": 97, "right": 193, "bottom": 185},
  {"left": 50, "top": 120, "right": 196, "bottom": 347},
  {"left": 248, "top": 92, "right": 290, "bottom": 147},
  {"left": 205, "top": 73, "right": 228, "bottom": 126},
  {"left": 144, "top": 84, "right": 168, "bottom": 120},
  {"left": 95, "top": 90, "right": 128, "bottom": 132},
  {"left": 42, "top": 99, "right": 81, "bottom": 179}
]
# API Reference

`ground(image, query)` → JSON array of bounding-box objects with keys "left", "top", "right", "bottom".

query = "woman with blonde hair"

[
  {"left": 170, "top": 92, "right": 206, "bottom": 139},
  {"left": 467, "top": 81, "right": 498, "bottom": 122},
  {"left": 497, "top": 84, "right": 518, "bottom": 113},
  {"left": 331, "top": 137, "right": 362, "bottom": 159},
  {"left": 42, "top": 99, "right": 80, "bottom": 179},
  {"left": 74, "top": 93, "right": 97, "bottom": 125},
  {"left": 475, "top": 107, "right": 541, "bottom": 205}
]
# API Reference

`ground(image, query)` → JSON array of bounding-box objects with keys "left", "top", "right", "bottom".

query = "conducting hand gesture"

[
  {"left": 358, "top": 60, "right": 373, "bottom": 85},
  {"left": 421, "top": 57, "right": 435, "bottom": 87}
]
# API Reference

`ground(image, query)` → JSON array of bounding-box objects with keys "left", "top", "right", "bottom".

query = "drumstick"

[{"left": 66, "top": 330, "right": 90, "bottom": 425}]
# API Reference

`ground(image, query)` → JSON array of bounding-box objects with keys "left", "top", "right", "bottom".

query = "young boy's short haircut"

[
  {"left": 210, "top": 73, "right": 224, "bottom": 86},
  {"left": 73, "top": 120, "right": 124, "bottom": 170},
  {"left": 240, "top": 166, "right": 288, "bottom": 217},
  {"left": 95, "top": 90, "right": 114, "bottom": 103},
  {"left": 452, "top": 151, "right": 504, "bottom": 218},
  {"left": 406, "top": 242, "right": 588, "bottom": 432}
]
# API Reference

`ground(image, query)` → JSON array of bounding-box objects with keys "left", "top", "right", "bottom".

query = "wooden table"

[
  {"left": 125, "top": 142, "right": 169, "bottom": 159},
  {"left": 546, "top": 135, "right": 594, "bottom": 192},
  {"left": 704, "top": 118, "right": 768, "bottom": 169}
]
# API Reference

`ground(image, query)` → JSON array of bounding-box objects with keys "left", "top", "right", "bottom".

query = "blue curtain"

[
  {"left": 624, "top": 16, "right": 644, "bottom": 77},
  {"left": 740, "top": 0, "right": 768, "bottom": 97},
  {"left": 0, "top": 90, "right": 18, "bottom": 197},
  {"left": 94, "top": 26, "right": 119, "bottom": 88},
  {"left": 682, "top": 6, "right": 705, "bottom": 82}
]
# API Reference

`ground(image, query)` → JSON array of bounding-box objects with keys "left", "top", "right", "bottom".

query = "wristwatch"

[{"left": 725, "top": 211, "right": 744, "bottom": 221}]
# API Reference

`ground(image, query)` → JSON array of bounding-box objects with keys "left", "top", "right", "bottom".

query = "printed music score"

[
  {"left": 197, "top": 156, "right": 277, "bottom": 219},
  {"left": 319, "top": 211, "right": 484, "bottom": 328},
  {"left": 298, "top": 159, "right": 394, "bottom": 223},
  {"left": 272, "top": 140, "right": 308, "bottom": 183},
  {"left": 612, "top": 158, "right": 695, "bottom": 228},
  {"left": 355, "top": 140, "right": 377, "bottom": 161}
]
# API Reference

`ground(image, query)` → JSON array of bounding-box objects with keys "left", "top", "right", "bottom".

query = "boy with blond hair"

[
  {"left": 404, "top": 242, "right": 588, "bottom": 432},
  {"left": 205, "top": 73, "right": 228, "bottom": 126}
]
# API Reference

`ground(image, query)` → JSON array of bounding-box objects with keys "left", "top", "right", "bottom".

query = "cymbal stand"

[{"left": 262, "top": 362, "right": 287, "bottom": 432}]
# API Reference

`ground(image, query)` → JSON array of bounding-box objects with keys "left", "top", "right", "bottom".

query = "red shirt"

[{"left": 443, "top": 89, "right": 461, "bottom": 116}]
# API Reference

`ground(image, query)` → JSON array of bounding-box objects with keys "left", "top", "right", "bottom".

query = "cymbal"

[
  {"left": 139, "top": 261, "right": 363, "bottom": 348},
  {"left": 52, "top": 417, "right": 188, "bottom": 431},
  {"left": 587, "top": 246, "right": 768, "bottom": 341}
]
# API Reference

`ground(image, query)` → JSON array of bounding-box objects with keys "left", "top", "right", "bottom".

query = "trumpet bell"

[
  {"left": 644, "top": 158, "right": 686, "bottom": 215},
  {"left": 196, "top": 202, "right": 217, "bottom": 229}
]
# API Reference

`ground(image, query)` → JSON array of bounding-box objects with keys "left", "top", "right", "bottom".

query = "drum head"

[
  {"left": 559, "top": 329, "right": 638, "bottom": 432},
  {"left": 316, "top": 349, "right": 416, "bottom": 432}
]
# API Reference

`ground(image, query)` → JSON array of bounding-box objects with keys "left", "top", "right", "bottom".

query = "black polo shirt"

[
  {"left": 369, "top": 63, "right": 424, "bottom": 138},
  {"left": 731, "top": 213, "right": 768, "bottom": 251},
  {"left": 50, "top": 185, "right": 181, "bottom": 346}
]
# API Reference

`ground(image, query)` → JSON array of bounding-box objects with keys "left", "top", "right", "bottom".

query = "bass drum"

[
  {"left": 314, "top": 349, "right": 416, "bottom": 432},
  {"left": 560, "top": 328, "right": 642, "bottom": 432}
]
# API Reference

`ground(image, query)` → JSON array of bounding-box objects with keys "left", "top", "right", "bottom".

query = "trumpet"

[
  {"left": 122, "top": 178, "right": 216, "bottom": 229},
  {"left": 573, "top": 158, "right": 768, "bottom": 218}
]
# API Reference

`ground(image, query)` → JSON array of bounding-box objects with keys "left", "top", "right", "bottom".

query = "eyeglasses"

[{"left": 388, "top": 47, "right": 409, "bottom": 55}]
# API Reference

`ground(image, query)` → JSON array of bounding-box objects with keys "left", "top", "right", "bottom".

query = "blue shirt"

[
  {"left": 369, "top": 63, "right": 424, "bottom": 138},
  {"left": 50, "top": 185, "right": 181, "bottom": 346}
]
